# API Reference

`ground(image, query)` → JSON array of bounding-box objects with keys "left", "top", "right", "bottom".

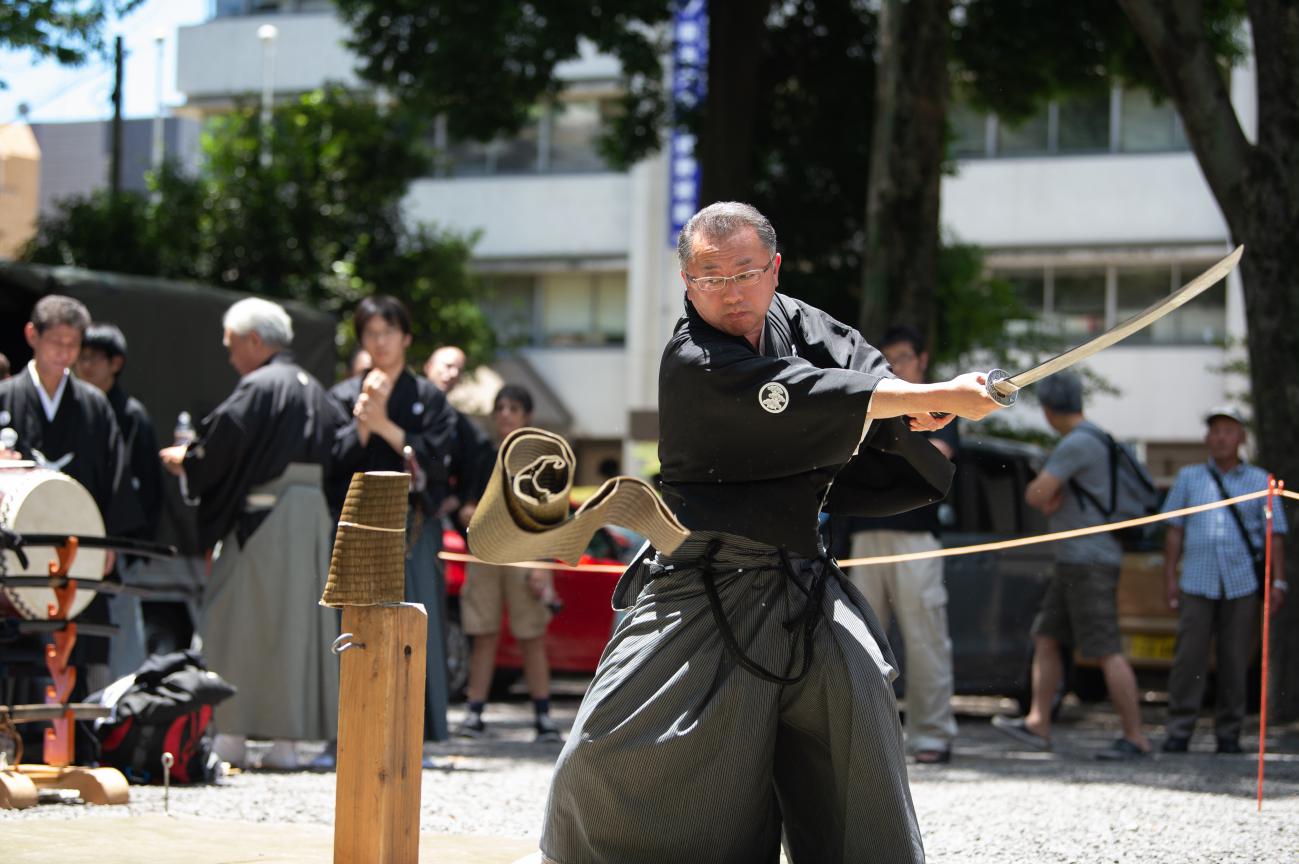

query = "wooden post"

[{"left": 333, "top": 602, "right": 427, "bottom": 864}]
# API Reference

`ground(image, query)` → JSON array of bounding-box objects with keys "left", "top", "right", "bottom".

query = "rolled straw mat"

[
  {"left": 468, "top": 427, "right": 688, "bottom": 565},
  {"left": 320, "top": 471, "right": 408, "bottom": 607}
]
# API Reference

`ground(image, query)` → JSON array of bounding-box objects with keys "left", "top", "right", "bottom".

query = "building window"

[
  {"left": 1051, "top": 269, "right": 1107, "bottom": 341},
  {"left": 1119, "top": 89, "right": 1188, "bottom": 153},
  {"left": 994, "top": 259, "right": 1226, "bottom": 347},
  {"left": 1056, "top": 91, "right": 1110, "bottom": 153},
  {"left": 997, "top": 108, "right": 1049, "bottom": 156},
  {"left": 950, "top": 87, "right": 1190, "bottom": 159},
  {"left": 444, "top": 97, "right": 617, "bottom": 177},
  {"left": 483, "top": 272, "right": 627, "bottom": 347}
]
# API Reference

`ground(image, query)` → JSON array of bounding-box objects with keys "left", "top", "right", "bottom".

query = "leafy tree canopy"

[
  {"left": 332, "top": 0, "right": 672, "bottom": 169},
  {"left": 0, "top": 0, "right": 144, "bottom": 87},
  {"left": 22, "top": 85, "right": 494, "bottom": 367}
]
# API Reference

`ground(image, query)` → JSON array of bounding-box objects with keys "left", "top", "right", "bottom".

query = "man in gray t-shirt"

[{"left": 992, "top": 371, "right": 1151, "bottom": 761}]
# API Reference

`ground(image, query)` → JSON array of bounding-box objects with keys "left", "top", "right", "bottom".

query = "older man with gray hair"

[
  {"left": 160, "top": 297, "right": 345, "bottom": 770},
  {"left": 541, "top": 202, "right": 1006, "bottom": 864}
]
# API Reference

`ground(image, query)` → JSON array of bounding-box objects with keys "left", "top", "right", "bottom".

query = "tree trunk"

[
  {"left": 859, "top": 0, "right": 950, "bottom": 345},
  {"left": 697, "top": 0, "right": 769, "bottom": 206},
  {"left": 1120, "top": 0, "right": 1299, "bottom": 720}
]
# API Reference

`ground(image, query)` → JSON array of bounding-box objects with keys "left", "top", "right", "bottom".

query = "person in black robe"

[
  {"left": 0, "top": 297, "right": 142, "bottom": 538},
  {"left": 75, "top": 321, "right": 165, "bottom": 677},
  {"left": 0, "top": 295, "right": 143, "bottom": 699},
  {"left": 160, "top": 297, "right": 345, "bottom": 770},
  {"left": 76, "top": 323, "right": 163, "bottom": 541},
  {"left": 328, "top": 295, "right": 458, "bottom": 743},
  {"left": 541, "top": 203, "right": 1005, "bottom": 864}
]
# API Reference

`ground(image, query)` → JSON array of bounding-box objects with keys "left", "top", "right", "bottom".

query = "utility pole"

[{"left": 110, "top": 35, "right": 124, "bottom": 203}]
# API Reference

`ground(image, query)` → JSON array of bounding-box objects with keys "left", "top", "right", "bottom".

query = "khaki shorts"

[
  {"left": 1031, "top": 563, "right": 1122, "bottom": 659},
  {"left": 461, "top": 561, "right": 551, "bottom": 639}
]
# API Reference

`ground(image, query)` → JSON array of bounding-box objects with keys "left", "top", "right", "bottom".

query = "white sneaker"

[
  {"left": 213, "top": 733, "right": 247, "bottom": 768},
  {"left": 260, "top": 739, "right": 300, "bottom": 770}
]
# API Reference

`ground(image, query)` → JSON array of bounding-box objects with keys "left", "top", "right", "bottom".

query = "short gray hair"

[
  {"left": 677, "top": 201, "right": 778, "bottom": 269},
  {"left": 223, "top": 297, "right": 294, "bottom": 348},
  {"left": 1037, "top": 371, "right": 1083, "bottom": 414}
]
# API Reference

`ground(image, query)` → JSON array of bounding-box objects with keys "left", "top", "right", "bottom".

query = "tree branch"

[{"left": 1117, "top": 0, "right": 1252, "bottom": 226}]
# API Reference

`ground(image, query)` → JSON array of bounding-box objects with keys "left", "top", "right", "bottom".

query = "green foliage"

[
  {"left": 331, "top": 0, "right": 672, "bottom": 169},
  {"left": 933, "top": 241, "right": 1028, "bottom": 366},
  {"left": 0, "top": 0, "right": 143, "bottom": 85},
  {"left": 21, "top": 85, "right": 494, "bottom": 366},
  {"left": 951, "top": 0, "right": 1246, "bottom": 121},
  {"left": 750, "top": 0, "right": 876, "bottom": 322}
]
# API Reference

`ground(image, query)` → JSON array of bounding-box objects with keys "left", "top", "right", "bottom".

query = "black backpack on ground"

[
  {"left": 91, "top": 649, "right": 236, "bottom": 784},
  {"left": 1067, "top": 425, "right": 1159, "bottom": 546}
]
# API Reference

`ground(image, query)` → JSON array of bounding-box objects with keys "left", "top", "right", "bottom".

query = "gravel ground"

[{"left": 4, "top": 686, "right": 1298, "bottom": 863}]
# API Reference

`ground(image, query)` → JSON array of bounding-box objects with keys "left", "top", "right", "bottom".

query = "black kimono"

[
  {"left": 0, "top": 366, "right": 143, "bottom": 537},
  {"left": 328, "top": 368, "right": 457, "bottom": 742},
  {"left": 659, "top": 292, "right": 953, "bottom": 555},
  {"left": 327, "top": 369, "right": 456, "bottom": 519},
  {"left": 543, "top": 293, "right": 944, "bottom": 864},
  {"left": 181, "top": 351, "right": 344, "bottom": 741},
  {"left": 183, "top": 352, "right": 342, "bottom": 551},
  {"left": 105, "top": 383, "right": 163, "bottom": 540}
]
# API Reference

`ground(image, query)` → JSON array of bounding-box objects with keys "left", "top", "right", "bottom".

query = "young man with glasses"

[{"left": 540, "top": 202, "right": 1005, "bottom": 864}]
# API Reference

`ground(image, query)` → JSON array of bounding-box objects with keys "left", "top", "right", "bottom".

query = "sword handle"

[{"left": 985, "top": 368, "right": 1017, "bottom": 407}]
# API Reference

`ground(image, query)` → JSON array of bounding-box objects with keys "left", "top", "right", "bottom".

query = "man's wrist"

[{"left": 1272, "top": 579, "right": 1288, "bottom": 593}]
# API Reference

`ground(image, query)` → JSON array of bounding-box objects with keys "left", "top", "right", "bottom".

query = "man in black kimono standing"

[
  {"left": 541, "top": 203, "right": 1004, "bottom": 864},
  {"left": 76, "top": 321, "right": 164, "bottom": 677},
  {"left": 0, "top": 296, "right": 141, "bottom": 539},
  {"left": 0, "top": 295, "right": 143, "bottom": 692},
  {"left": 160, "top": 297, "right": 344, "bottom": 770}
]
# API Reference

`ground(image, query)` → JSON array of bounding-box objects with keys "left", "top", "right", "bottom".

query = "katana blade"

[{"left": 984, "top": 245, "right": 1243, "bottom": 406}]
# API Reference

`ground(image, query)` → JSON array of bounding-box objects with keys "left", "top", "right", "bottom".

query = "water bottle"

[
  {"left": 173, "top": 412, "right": 198, "bottom": 505},
  {"left": 174, "top": 411, "right": 195, "bottom": 447}
]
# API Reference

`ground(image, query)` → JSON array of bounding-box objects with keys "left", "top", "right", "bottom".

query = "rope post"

[
  {"left": 324, "top": 472, "right": 426, "bottom": 863},
  {"left": 1257, "top": 476, "right": 1279, "bottom": 812}
]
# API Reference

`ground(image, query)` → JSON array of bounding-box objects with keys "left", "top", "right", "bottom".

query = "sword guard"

[{"left": 985, "top": 369, "right": 1017, "bottom": 407}]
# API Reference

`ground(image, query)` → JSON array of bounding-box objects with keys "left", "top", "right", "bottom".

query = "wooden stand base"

[{"left": 0, "top": 764, "right": 129, "bottom": 809}]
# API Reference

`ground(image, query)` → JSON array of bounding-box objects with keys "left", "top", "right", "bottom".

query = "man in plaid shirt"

[{"left": 1161, "top": 406, "right": 1287, "bottom": 754}]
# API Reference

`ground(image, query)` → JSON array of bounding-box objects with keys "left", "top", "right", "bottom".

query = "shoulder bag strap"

[{"left": 1208, "top": 467, "right": 1261, "bottom": 562}]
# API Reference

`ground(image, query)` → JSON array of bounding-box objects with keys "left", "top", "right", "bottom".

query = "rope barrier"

[{"left": 440, "top": 485, "right": 1298, "bottom": 573}]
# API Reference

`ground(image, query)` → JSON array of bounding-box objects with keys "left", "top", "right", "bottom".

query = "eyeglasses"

[{"left": 684, "top": 253, "right": 777, "bottom": 292}]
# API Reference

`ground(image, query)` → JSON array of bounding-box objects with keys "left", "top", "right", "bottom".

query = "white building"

[{"left": 176, "top": 2, "right": 1252, "bottom": 481}]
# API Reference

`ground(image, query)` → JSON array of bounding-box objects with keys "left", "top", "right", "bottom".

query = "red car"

[{"left": 442, "top": 526, "right": 644, "bottom": 696}]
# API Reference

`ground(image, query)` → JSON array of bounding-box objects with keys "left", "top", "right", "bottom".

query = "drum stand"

[{"left": 0, "top": 537, "right": 129, "bottom": 810}]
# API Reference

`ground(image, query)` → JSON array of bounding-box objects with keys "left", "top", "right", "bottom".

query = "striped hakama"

[{"left": 541, "top": 532, "right": 925, "bottom": 864}]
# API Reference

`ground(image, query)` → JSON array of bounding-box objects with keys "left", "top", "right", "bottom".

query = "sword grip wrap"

[{"left": 985, "top": 368, "right": 1017, "bottom": 407}]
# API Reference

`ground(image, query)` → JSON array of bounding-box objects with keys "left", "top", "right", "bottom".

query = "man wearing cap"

[
  {"left": 540, "top": 202, "right": 1005, "bottom": 864},
  {"left": 993, "top": 371, "right": 1152, "bottom": 760},
  {"left": 1160, "top": 407, "right": 1287, "bottom": 754}
]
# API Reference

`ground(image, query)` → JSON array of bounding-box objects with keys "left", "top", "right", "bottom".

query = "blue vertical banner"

[{"left": 669, "top": 0, "right": 708, "bottom": 247}]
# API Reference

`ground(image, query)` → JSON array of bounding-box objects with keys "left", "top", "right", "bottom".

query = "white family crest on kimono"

[{"left": 759, "top": 381, "right": 790, "bottom": 414}]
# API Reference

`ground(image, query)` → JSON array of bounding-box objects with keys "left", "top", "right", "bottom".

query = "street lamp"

[
  {"left": 257, "top": 23, "right": 279, "bottom": 169},
  {"left": 151, "top": 30, "right": 166, "bottom": 170}
]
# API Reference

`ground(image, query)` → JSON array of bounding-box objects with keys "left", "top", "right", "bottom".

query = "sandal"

[{"left": 914, "top": 748, "right": 951, "bottom": 764}]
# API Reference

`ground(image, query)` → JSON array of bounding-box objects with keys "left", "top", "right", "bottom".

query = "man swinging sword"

[{"left": 538, "top": 201, "right": 1239, "bottom": 864}]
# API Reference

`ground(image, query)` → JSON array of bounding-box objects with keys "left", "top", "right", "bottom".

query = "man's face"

[
  {"left": 359, "top": 316, "right": 411, "bottom": 373},
  {"left": 1206, "top": 417, "right": 1246, "bottom": 463},
  {"left": 681, "top": 228, "right": 780, "bottom": 348},
  {"left": 426, "top": 347, "right": 466, "bottom": 393},
  {"left": 25, "top": 322, "right": 81, "bottom": 379},
  {"left": 882, "top": 341, "right": 928, "bottom": 385},
  {"left": 493, "top": 399, "right": 530, "bottom": 439},
  {"left": 75, "top": 347, "right": 121, "bottom": 393},
  {"left": 223, "top": 328, "right": 263, "bottom": 376}
]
